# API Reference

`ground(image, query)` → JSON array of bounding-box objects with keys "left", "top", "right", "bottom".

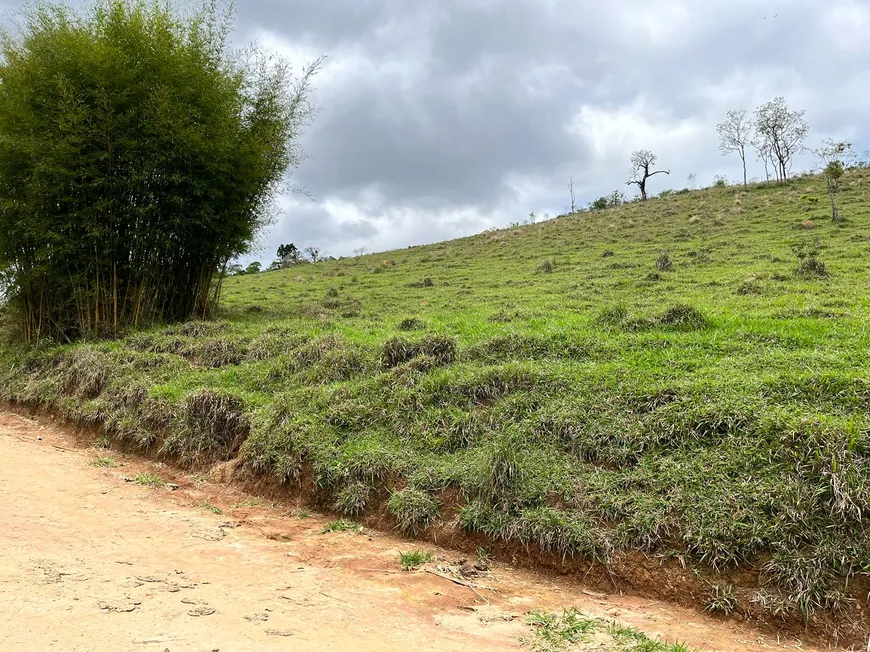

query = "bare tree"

[
  {"left": 753, "top": 137, "right": 773, "bottom": 183},
  {"left": 754, "top": 97, "right": 808, "bottom": 183},
  {"left": 626, "top": 150, "right": 669, "bottom": 201},
  {"left": 304, "top": 246, "right": 322, "bottom": 263},
  {"left": 816, "top": 140, "right": 856, "bottom": 224},
  {"left": 717, "top": 109, "right": 752, "bottom": 187},
  {"left": 568, "top": 175, "right": 576, "bottom": 214},
  {"left": 687, "top": 173, "right": 696, "bottom": 190}
]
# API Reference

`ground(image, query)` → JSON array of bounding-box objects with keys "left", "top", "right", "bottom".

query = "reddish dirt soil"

[{"left": 0, "top": 411, "right": 835, "bottom": 651}]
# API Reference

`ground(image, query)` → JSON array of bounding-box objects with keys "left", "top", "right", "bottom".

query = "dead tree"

[
  {"left": 626, "top": 150, "right": 669, "bottom": 201},
  {"left": 568, "top": 175, "right": 576, "bottom": 213}
]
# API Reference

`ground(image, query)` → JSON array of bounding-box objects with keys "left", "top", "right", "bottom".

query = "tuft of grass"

[
  {"left": 522, "top": 609, "right": 695, "bottom": 652},
  {"left": 656, "top": 252, "right": 674, "bottom": 272},
  {"left": 231, "top": 498, "right": 263, "bottom": 509},
  {"left": 521, "top": 609, "right": 598, "bottom": 651},
  {"left": 199, "top": 501, "right": 224, "bottom": 515},
  {"left": 321, "top": 519, "right": 362, "bottom": 534},
  {"left": 397, "top": 317, "right": 426, "bottom": 331},
  {"left": 91, "top": 456, "right": 117, "bottom": 468},
  {"left": 295, "top": 508, "right": 312, "bottom": 519},
  {"left": 703, "top": 584, "right": 737, "bottom": 615},
  {"left": 335, "top": 481, "right": 372, "bottom": 517},
  {"left": 656, "top": 303, "right": 710, "bottom": 330},
  {"left": 388, "top": 487, "right": 439, "bottom": 536},
  {"left": 399, "top": 550, "right": 433, "bottom": 571},
  {"left": 134, "top": 472, "right": 165, "bottom": 488},
  {"left": 162, "top": 389, "right": 249, "bottom": 467}
]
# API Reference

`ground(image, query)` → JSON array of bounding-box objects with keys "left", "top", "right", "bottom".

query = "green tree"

[
  {"left": 0, "top": 0, "right": 320, "bottom": 341},
  {"left": 276, "top": 242, "right": 300, "bottom": 267},
  {"left": 816, "top": 140, "right": 856, "bottom": 224},
  {"left": 244, "top": 261, "right": 262, "bottom": 275}
]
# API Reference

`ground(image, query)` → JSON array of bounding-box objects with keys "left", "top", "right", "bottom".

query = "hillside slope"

[{"left": 3, "top": 172, "right": 870, "bottom": 644}]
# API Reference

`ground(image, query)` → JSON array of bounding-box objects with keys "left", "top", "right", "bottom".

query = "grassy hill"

[{"left": 4, "top": 172, "right": 870, "bottom": 642}]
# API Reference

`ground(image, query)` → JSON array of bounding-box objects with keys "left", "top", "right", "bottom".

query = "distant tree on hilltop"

[
  {"left": 627, "top": 150, "right": 669, "bottom": 201},
  {"left": 276, "top": 243, "right": 302, "bottom": 267},
  {"left": 816, "top": 140, "right": 856, "bottom": 224},
  {"left": 717, "top": 109, "right": 752, "bottom": 187},
  {"left": 754, "top": 97, "right": 808, "bottom": 183}
]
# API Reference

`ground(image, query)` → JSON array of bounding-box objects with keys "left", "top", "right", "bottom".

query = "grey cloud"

[
  {"left": 2, "top": 0, "right": 868, "bottom": 260},
  {"left": 238, "top": 0, "right": 870, "bottom": 257}
]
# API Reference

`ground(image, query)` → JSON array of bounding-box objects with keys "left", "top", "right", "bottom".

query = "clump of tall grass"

[
  {"left": 162, "top": 390, "right": 249, "bottom": 467},
  {"left": 388, "top": 487, "right": 440, "bottom": 536}
]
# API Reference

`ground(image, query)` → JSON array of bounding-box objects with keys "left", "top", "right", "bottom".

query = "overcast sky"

[{"left": 4, "top": 1, "right": 870, "bottom": 262}]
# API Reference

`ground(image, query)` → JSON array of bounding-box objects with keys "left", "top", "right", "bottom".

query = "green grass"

[
  {"left": 321, "top": 519, "right": 362, "bottom": 534},
  {"left": 199, "top": 501, "right": 224, "bottom": 515},
  {"left": 134, "top": 472, "right": 165, "bottom": 488},
  {"left": 3, "top": 172, "right": 870, "bottom": 629},
  {"left": 399, "top": 550, "right": 433, "bottom": 571},
  {"left": 231, "top": 498, "right": 263, "bottom": 509},
  {"left": 522, "top": 609, "right": 693, "bottom": 651},
  {"left": 90, "top": 456, "right": 117, "bottom": 468}
]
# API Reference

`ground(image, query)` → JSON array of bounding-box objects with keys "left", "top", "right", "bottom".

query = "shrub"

[
  {"left": 796, "top": 257, "right": 829, "bottom": 278},
  {"left": 792, "top": 239, "right": 829, "bottom": 278},
  {"left": 388, "top": 487, "right": 439, "bottom": 535},
  {"left": 0, "top": 0, "right": 320, "bottom": 341},
  {"left": 536, "top": 259, "right": 555, "bottom": 273},
  {"left": 409, "top": 277, "right": 434, "bottom": 288}
]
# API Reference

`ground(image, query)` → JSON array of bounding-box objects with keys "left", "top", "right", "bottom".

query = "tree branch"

[{"left": 647, "top": 169, "right": 670, "bottom": 177}]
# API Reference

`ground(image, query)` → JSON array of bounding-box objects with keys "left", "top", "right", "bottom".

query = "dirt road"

[{"left": 0, "top": 411, "right": 822, "bottom": 651}]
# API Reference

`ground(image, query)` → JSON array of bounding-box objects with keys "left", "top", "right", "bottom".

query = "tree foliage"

[
  {"left": 816, "top": 140, "right": 856, "bottom": 224},
  {"left": 0, "top": 0, "right": 319, "bottom": 341},
  {"left": 753, "top": 97, "right": 808, "bottom": 183}
]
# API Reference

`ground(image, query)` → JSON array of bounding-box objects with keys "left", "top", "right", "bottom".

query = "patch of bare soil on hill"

[{"left": 0, "top": 411, "right": 843, "bottom": 651}]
